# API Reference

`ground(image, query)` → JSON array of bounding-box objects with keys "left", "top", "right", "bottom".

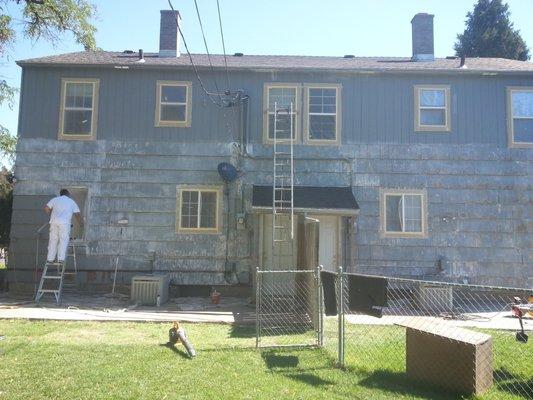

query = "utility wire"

[
  {"left": 168, "top": 0, "right": 223, "bottom": 108},
  {"left": 193, "top": 0, "right": 223, "bottom": 105},
  {"left": 216, "top": 0, "right": 231, "bottom": 91}
]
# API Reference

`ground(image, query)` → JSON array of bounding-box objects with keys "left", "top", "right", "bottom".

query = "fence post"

[
  {"left": 255, "top": 267, "right": 261, "bottom": 348},
  {"left": 316, "top": 264, "right": 324, "bottom": 347},
  {"left": 337, "top": 265, "right": 345, "bottom": 368}
]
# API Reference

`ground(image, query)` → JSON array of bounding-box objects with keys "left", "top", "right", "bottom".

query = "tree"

[
  {"left": 0, "top": 0, "right": 97, "bottom": 250},
  {"left": 454, "top": 0, "right": 530, "bottom": 61}
]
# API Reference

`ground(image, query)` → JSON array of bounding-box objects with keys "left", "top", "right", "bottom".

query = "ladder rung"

[
  {"left": 42, "top": 275, "right": 62, "bottom": 280},
  {"left": 274, "top": 152, "right": 291, "bottom": 156},
  {"left": 38, "top": 289, "right": 61, "bottom": 293}
]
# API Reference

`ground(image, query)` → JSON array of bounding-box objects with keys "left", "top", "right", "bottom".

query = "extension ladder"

[
  {"left": 35, "top": 242, "right": 77, "bottom": 304},
  {"left": 272, "top": 102, "right": 294, "bottom": 267}
]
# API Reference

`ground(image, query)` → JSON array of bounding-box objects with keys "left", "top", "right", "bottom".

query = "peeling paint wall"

[{"left": 8, "top": 66, "right": 532, "bottom": 289}]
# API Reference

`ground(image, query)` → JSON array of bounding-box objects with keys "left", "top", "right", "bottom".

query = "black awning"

[{"left": 252, "top": 186, "right": 359, "bottom": 211}]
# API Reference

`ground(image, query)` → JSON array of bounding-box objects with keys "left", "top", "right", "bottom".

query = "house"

[{"left": 8, "top": 11, "right": 532, "bottom": 292}]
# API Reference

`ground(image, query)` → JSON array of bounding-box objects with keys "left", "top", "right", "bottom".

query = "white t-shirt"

[{"left": 46, "top": 195, "right": 81, "bottom": 225}]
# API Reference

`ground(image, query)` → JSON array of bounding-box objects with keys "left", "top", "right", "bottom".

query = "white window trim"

[
  {"left": 176, "top": 185, "right": 222, "bottom": 234},
  {"left": 155, "top": 80, "right": 193, "bottom": 128},
  {"left": 58, "top": 78, "right": 99, "bottom": 140},
  {"left": 414, "top": 85, "right": 451, "bottom": 132},
  {"left": 507, "top": 86, "right": 533, "bottom": 148},
  {"left": 380, "top": 188, "right": 428, "bottom": 238},
  {"left": 303, "top": 83, "right": 342, "bottom": 145},
  {"left": 263, "top": 83, "right": 300, "bottom": 144}
]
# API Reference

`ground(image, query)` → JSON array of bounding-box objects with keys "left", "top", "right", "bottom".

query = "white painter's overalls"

[{"left": 46, "top": 195, "right": 80, "bottom": 263}]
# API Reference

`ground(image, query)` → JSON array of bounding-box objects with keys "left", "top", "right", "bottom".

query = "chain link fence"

[
  {"left": 327, "top": 269, "right": 533, "bottom": 399},
  {"left": 255, "top": 268, "right": 323, "bottom": 348}
]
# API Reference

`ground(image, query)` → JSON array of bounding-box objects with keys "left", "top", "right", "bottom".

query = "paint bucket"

[{"left": 211, "top": 290, "right": 221, "bottom": 305}]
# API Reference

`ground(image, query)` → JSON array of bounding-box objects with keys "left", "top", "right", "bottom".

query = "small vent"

[{"left": 131, "top": 275, "right": 169, "bottom": 306}]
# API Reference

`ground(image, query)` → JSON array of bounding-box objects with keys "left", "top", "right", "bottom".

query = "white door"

[{"left": 311, "top": 215, "right": 339, "bottom": 272}]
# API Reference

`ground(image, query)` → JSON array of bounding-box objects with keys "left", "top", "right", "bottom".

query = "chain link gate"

[
  {"left": 256, "top": 267, "right": 323, "bottom": 348},
  {"left": 330, "top": 268, "right": 533, "bottom": 399}
]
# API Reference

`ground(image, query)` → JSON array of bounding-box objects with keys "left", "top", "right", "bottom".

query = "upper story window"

[
  {"left": 263, "top": 84, "right": 299, "bottom": 143},
  {"left": 177, "top": 186, "right": 221, "bottom": 234},
  {"left": 380, "top": 189, "right": 428, "bottom": 238},
  {"left": 155, "top": 81, "right": 192, "bottom": 127},
  {"left": 507, "top": 87, "right": 533, "bottom": 147},
  {"left": 414, "top": 85, "right": 451, "bottom": 132},
  {"left": 59, "top": 78, "right": 99, "bottom": 140},
  {"left": 304, "top": 84, "right": 341, "bottom": 144}
]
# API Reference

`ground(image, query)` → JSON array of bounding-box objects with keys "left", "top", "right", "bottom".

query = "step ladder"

[
  {"left": 35, "top": 241, "right": 77, "bottom": 304},
  {"left": 272, "top": 101, "right": 295, "bottom": 267}
]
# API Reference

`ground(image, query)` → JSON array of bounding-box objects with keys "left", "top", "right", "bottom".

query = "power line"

[
  {"left": 193, "top": 0, "right": 223, "bottom": 105},
  {"left": 168, "top": 0, "right": 224, "bottom": 108},
  {"left": 216, "top": 0, "right": 231, "bottom": 91}
]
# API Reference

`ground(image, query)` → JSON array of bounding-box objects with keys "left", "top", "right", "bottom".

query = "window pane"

[
  {"left": 181, "top": 191, "right": 199, "bottom": 228},
  {"left": 513, "top": 119, "right": 533, "bottom": 143},
  {"left": 268, "top": 113, "right": 296, "bottom": 139},
  {"left": 512, "top": 91, "right": 533, "bottom": 117},
  {"left": 403, "top": 195, "right": 422, "bottom": 233},
  {"left": 65, "top": 82, "right": 93, "bottom": 108},
  {"left": 420, "top": 109, "right": 446, "bottom": 126},
  {"left": 309, "top": 88, "right": 336, "bottom": 114},
  {"left": 420, "top": 89, "right": 445, "bottom": 107},
  {"left": 63, "top": 110, "right": 92, "bottom": 135},
  {"left": 161, "top": 85, "right": 187, "bottom": 103},
  {"left": 200, "top": 192, "right": 217, "bottom": 228},
  {"left": 309, "top": 115, "right": 336, "bottom": 140},
  {"left": 268, "top": 87, "right": 296, "bottom": 110},
  {"left": 161, "top": 104, "right": 186, "bottom": 122},
  {"left": 385, "top": 195, "right": 402, "bottom": 232}
]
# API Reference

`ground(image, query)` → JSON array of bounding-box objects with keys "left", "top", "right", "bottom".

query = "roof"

[
  {"left": 252, "top": 186, "right": 359, "bottom": 212},
  {"left": 17, "top": 51, "right": 533, "bottom": 74}
]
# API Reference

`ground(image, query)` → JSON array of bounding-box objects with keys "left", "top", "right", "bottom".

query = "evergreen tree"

[{"left": 454, "top": 0, "right": 530, "bottom": 61}]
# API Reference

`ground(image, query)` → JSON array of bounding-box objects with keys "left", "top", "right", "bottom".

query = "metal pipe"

[
  {"left": 255, "top": 266, "right": 261, "bottom": 348},
  {"left": 316, "top": 264, "right": 324, "bottom": 347},
  {"left": 337, "top": 265, "right": 345, "bottom": 368}
]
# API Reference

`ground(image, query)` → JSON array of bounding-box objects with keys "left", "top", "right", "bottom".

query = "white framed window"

[
  {"left": 414, "top": 85, "right": 451, "bottom": 132},
  {"left": 263, "top": 83, "right": 299, "bottom": 143},
  {"left": 304, "top": 84, "right": 341, "bottom": 144},
  {"left": 380, "top": 189, "right": 428, "bottom": 238},
  {"left": 155, "top": 81, "right": 192, "bottom": 127},
  {"left": 507, "top": 87, "right": 533, "bottom": 148},
  {"left": 176, "top": 186, "right": 222, "bottom": 234},
  {"left": 58, "top": 78, "right": 99, "bottom": 140}
]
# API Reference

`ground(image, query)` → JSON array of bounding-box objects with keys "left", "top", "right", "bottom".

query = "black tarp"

[{"left": 320, "top": 270, "right": 337, "bottom": 316}]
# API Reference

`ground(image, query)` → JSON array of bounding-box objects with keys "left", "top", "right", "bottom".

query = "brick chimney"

[
  {"left": 411, "top": 13, "right": 434, "bottom": 62},
  {"left": 159, "top": 10, "right": 181, "bottom": 58}
]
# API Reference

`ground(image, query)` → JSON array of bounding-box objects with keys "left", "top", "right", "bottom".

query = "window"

[
  {"left": 64, "top": 187, "right": 88, "bottom": 241},
  {"left": 59, "top": 79, "right": 99, "bottom": 140},
  {"left": 414, "top": 85, "right": 451, "bottom": 132},
  {"left": 507, "top": 87, "right": 533, "bottom": 147},
  {"left": 380, "top": 189, "right": 427, "bottom": 238},
  {"left": 304, "top": 84, "right": 341, "bottom": 144},
  {"left": 263, "top": 84, "right": 299, "bottom": 142},
  {"left": 155, "top": 81, "right": 192, "bottom": 127},
  {"left": 177, "top": 186, "right": 221, "bottom": 233}
]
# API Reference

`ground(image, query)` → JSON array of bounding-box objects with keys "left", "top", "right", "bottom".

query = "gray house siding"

[{"left": 8, "top": 65, "right": 533, "bottom": 289}]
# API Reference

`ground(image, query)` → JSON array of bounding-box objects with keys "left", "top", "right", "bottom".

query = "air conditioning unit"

[
  {"left": 131, "top": 275, "right": 169, "bottom": 306},
  {"left": 417, "top": 284, "right": 453, "bottom": 313}
]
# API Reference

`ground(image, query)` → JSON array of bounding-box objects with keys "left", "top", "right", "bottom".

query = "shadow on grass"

[
  {"left": 357, "top": 369, "right": 463, "bottom": 400},
  {"left": 284, "top": 372, "right": 334, "bottom": 387},
  {"left": 159, "top": 343, "right": 190, "bottom": 359},
  {"left": 494, "top": 368, "right": 533, "bottom": 399},
  {"left": 229, "top": 324, "right": 255, "bottom": 339},
  {"left": 261, "top": 351, "right": 299, "bottom": 369}
]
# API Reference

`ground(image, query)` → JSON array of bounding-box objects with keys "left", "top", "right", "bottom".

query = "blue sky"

[{"left": 1, "top": 0, "right": 532, "bottom": 165}]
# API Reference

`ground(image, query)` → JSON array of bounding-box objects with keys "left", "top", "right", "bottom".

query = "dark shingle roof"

[
  {"left": 252, "top": 186, "right": 359, "bottom": 211},
  {"left": 17, "top": 51, "right": 533, "bottom": 74}
]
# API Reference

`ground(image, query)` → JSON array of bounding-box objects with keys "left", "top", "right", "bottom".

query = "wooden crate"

[{"left": 398, "top": 319, "right": 493, "bottom": 395}]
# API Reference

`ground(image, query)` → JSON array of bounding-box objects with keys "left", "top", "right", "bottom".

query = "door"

[
  {"left": 311, "top": 215, "right": 339, "bottom": 272},
  {"left": 262, "top": 214, "right": 298, "bottom": 270}
]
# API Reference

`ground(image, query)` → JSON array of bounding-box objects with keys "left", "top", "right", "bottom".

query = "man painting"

[{"left": 44, "top": 189, "right": 83, "bottom": 264}]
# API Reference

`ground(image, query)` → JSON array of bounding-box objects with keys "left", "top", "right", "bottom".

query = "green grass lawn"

[{"left": 0, "top": 320, "right": 530, "bottom": 400}]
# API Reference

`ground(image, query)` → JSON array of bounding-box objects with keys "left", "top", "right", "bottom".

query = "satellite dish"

[{"left": 217, "top": 162, "right": 239, "bottom": 183}]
